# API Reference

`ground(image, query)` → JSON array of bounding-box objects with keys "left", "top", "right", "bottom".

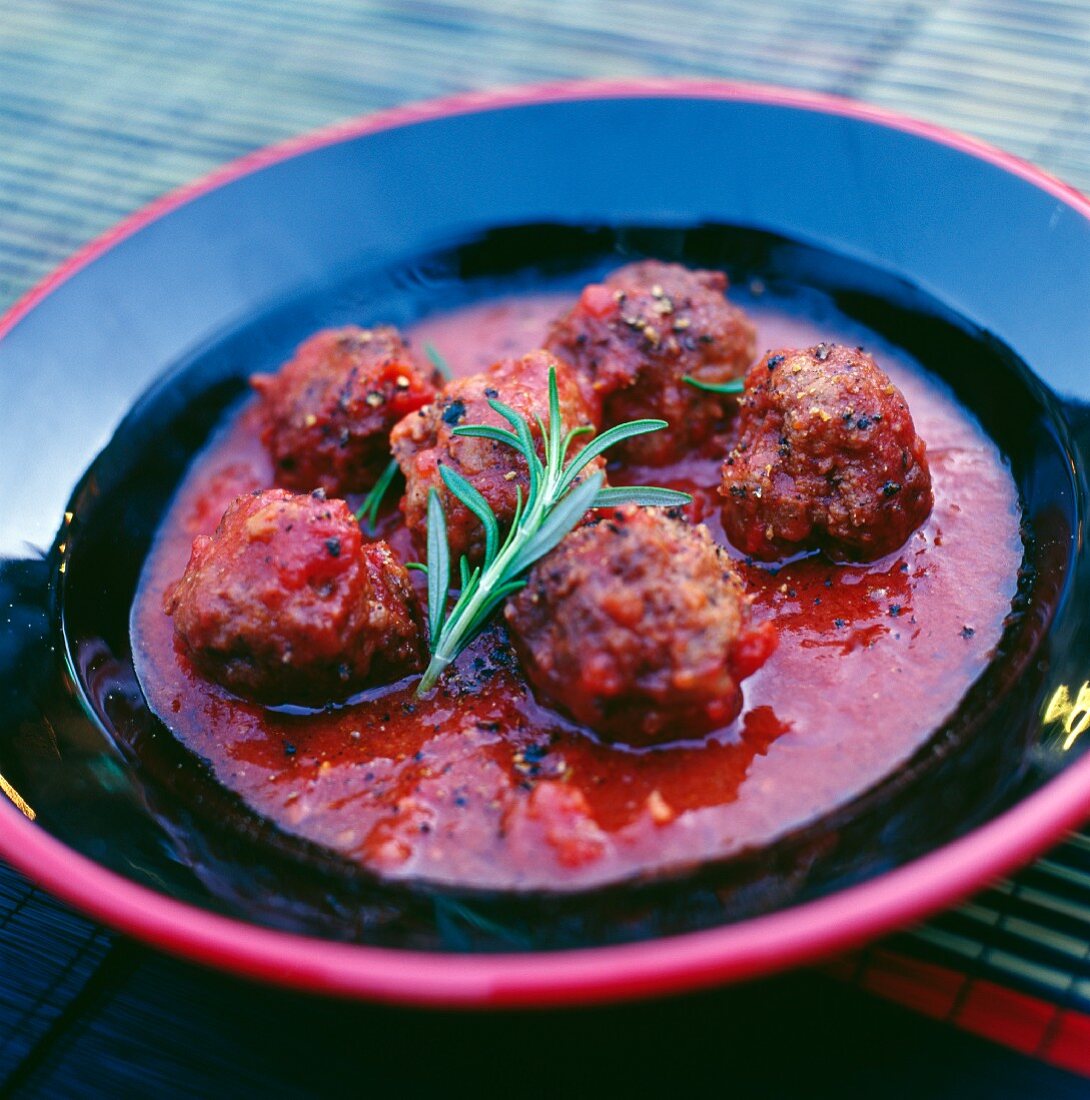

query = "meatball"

[
  {"left": 545, "top": 260, "right": 756, "bottom": 464},
  {"left": 251, "top": 326, "right": 436, "bottom": 495},
  {"left": 165, "top": 489, "right": 423, "bottom": 704},
  {"left": 720, "top": 343, "right": 933, "bottom": 562},
  {"left": 505, "top": 507, "right": 776, "bottom": 746},
  {"left": 390, "top": 350, "right": 602, "bottom": 564}
]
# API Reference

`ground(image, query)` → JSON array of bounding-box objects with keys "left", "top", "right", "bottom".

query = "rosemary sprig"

[
  {"left": 354, "top": 457, "right": 401, "bottom": 533},
  {"left": 682, "top": 374, "right": 745, "bottom": 395},
  {"left": 415, "top": 367, "right": 691, "bottom": 694}
]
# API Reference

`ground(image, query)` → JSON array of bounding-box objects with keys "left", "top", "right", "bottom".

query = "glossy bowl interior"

[{"left": 1, "top": 81, "right": 1089, "bottom": 1004}]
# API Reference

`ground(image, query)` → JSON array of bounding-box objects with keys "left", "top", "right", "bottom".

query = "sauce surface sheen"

[{"left": 131, "top": 289, "right": 1024, "bottom": 891}]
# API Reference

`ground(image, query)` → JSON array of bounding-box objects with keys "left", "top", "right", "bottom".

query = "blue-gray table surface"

[{"left": 2, "top": 2, "right": 1090, "bottom": 1095}]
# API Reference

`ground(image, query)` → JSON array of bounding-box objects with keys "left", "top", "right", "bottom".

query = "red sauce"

[{"left": 131, "top": 291, "right": 1023, "bottom": 891}]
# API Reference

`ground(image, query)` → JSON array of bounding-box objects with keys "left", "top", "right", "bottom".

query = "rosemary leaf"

[
  {"left": 487, "top": 397, "right": 542, "bottom": 496},
  {"left": 491, "top": 577, "right": 529, "bottom": 602},
  {"left": 557, "top": 418, "right": 667, "bottom": 493},
  {"left": 424, "top": 342, "right": 453, "bottom": 380},
  {"left": 548, "top": 364, "right": 562, "bottom": 457},
  {"left": 425, "top": 488, "right": 449, "bottom": 648},
  {"left": 451, "top": 424, "right": 523, "bottom": 450},
  {"left": 682, "top": 374, "right": 744, "bottom": 394},
  {"left": 592, "top": 486, "right": 692, "bottom": 508},
  {"left": 462, "top": 564, "right": 481, "bottom": 597},
  {"left": 561, "top": 424, "right": 594, "bottom": 464},
  {"left": 439, "top": 464, "right": 501, "bottom": 565},
  {"left": 354, "top": 457, "right": 401, "bottom": 531}
]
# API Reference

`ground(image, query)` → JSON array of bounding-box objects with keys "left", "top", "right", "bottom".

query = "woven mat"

[
  {"left": 3, "top": 0, "right": 1089, "bottom": 311},
  {"left": 2, "top": 0, "right": 1090, "bottom": 1091}
]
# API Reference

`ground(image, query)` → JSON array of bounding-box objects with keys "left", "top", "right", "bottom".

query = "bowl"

[{"left": 1, "top": 79, "right": 1089, "bottom": 1006}]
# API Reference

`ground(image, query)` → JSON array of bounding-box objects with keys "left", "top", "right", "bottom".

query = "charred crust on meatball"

[
  {"left": 545, "top": 260, "right": 756, "bottom": 464},
  {"left": 504, "top": 506, "right": 776, "bottom": 746},
  {"left": 251, "top": 325, "right": 436, "bottom": 496},
  {"left": 719, "top": 343, "right": 933, "bottom": 562}
]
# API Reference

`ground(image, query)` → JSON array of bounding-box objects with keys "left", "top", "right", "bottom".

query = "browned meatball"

[
  {"left": 505, "top": 507, "right": 777, "bottom": 746},
  {"left": 545, "top": 260, "right": 756, "bottom": 464},
  {"left": 720, "top": 343, "right": 933, "bottom": 562},
  {"left": 165, "top": 489, "right": 423, "bottom": 704},
  {"left": 251, "top": 326, "right": 436, "bottom": 495},
  {"left": 390, "top": 350, "right": 602, "bottom": 564}
]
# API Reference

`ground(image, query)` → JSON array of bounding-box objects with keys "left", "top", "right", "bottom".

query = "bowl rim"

[{"left": 2, "top": 77, "right": 1089, "bottom": 1007}]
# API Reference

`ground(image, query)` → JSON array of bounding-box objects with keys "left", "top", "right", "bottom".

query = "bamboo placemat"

[{"left": 2, "top": 0, "right": 1089, "bottom": 1090}]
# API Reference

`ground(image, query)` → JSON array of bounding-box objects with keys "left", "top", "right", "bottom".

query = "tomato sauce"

[{"left": 130, "top": 290, "right": 1024, "bottom": 891}]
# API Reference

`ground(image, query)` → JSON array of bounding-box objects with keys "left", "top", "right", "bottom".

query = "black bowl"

[{"left": 1, "top": 83, "right": 1089, "bottom": 1003}]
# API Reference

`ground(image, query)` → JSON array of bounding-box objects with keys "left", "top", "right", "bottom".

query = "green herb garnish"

[
  {"left": 424, "top": 341, "right": 453, "bottom": 381},
  {"left": 414, "top": 367, "right": 691, "bottom": 694},
  {"left": 682, "top": 374, "right": 745, "bottom": 395},
  {"left": 354, "top": 457, "right": 401, "bottom": 533}
]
